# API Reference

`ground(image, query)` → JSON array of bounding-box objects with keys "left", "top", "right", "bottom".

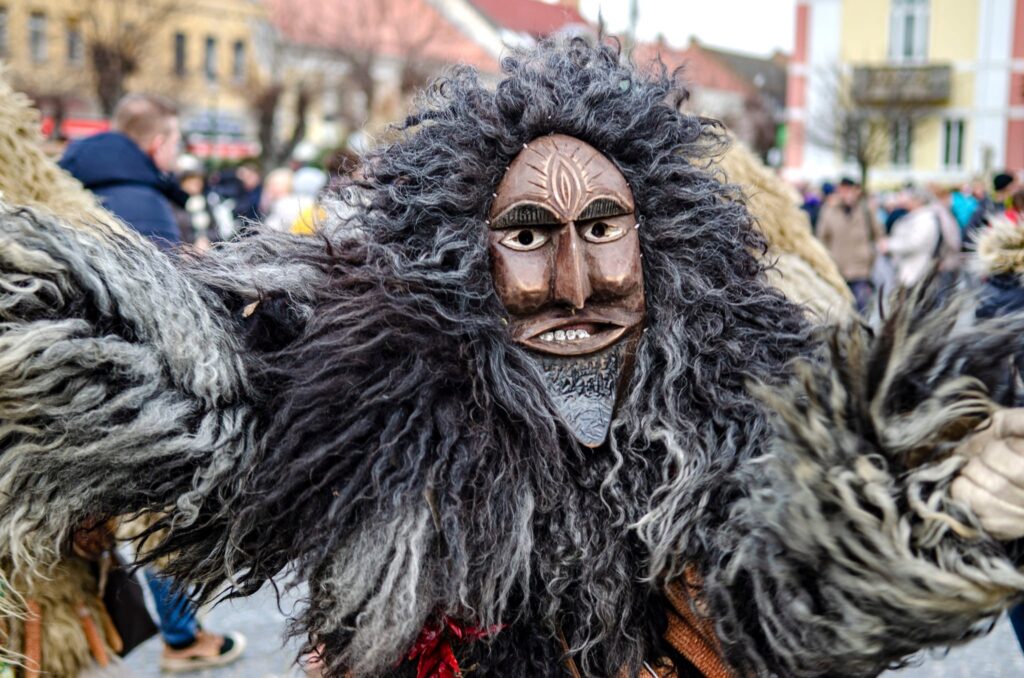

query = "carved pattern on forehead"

[
  {"left": 524, "top": 140, "right": 602, "bottom": 218},
  {"left": 489, "top": 134, "right": 633, "bottom": 223}
]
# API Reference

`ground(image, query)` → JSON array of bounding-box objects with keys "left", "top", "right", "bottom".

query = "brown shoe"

[{"left": 160, "top": 629, "right": 246, "bottom": 672}]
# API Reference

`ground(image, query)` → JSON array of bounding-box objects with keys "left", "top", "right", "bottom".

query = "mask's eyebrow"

[
  {"left": 578, "top": 197, "right": 630, "bottom": 222},
  {"left": 491, "top": 203, "right": 560, "bottom": 229}
]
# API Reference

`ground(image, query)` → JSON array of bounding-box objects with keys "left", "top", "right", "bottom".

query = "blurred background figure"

[
  {"left": 233, "top": 162, "right": 264, "bottom": 228},
  {"left": 815, "top": 177, "right": 884, "bottom": 311},
  {"left": 1006, "top": 190, "right": 1024, "bottom": 225},
  {"left": 59, "top": 94, "right": 186, "bottom": 250},
  {"left": 882, "top": 186, "right": 960, "bottom": 288},
  {"left": 967, "top": 172, "right": 1018, "bottom": 235},
  {"left": 174, "top": 169, "right": 222, "bottom": 251},
  {"left": 259, "top": 167, "right": 295, "bottom": 225},
  {"left": 265, "top": 165, "right": 326, "bottom": 233}
]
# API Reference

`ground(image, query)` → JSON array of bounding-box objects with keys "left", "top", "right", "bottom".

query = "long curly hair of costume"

[{"left": 0, "top": 38, "right": 811, "bottom": 677}]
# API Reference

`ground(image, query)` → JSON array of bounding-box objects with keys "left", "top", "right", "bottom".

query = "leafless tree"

[
  {"left": 266, "top": 0, "right": 444, "bottom": 131},
  {"left": 805, "top": 64, "right": 938, "bottom": 188},
  {"left": 248, "top": 79, "right": 313, "bottom": 171},
  {"left": 245, "top": 9, "right": 319, "bottom": 171},
  {"left": 81, "top": 0, "right": 189, "bottom": 116}
]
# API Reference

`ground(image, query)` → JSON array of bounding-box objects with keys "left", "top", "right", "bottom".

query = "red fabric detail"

[{"left": 406, "top": 616, "right": 505, "bottom": 678}]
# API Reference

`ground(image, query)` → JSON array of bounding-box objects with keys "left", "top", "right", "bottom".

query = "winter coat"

[
  {"left": 816, "top": 200, "right": 884, "bottom": 281},
  {"left": 887, "top": 204, "right": 960, "bottom": 286},
  {"left": 59, "top": 132, "right": 186, "bottom": 250}
]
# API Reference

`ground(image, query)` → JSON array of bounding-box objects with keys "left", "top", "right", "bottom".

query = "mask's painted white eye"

[
  {"left": 580, "top": 221, "right": 626, "bottom": 244},
  {"left": 500, "top": 228, "right": 550, "bottom": 251}
]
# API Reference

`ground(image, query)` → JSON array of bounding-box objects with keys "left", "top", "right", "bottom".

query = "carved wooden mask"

[{"left": 488, "top": 135, "right": 646, "bottom": 446}]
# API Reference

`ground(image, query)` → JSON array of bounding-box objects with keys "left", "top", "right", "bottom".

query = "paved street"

[{"left": 123, "top": 582, "right": 1024, "bottom": 677}]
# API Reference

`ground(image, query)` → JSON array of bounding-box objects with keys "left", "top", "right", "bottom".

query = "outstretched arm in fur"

[
  {"left": 705, "top": 281, "right": 1024, "bottom": 678},
  {"left": 0, "top": 207, "right": 255, "bottom": 618}
]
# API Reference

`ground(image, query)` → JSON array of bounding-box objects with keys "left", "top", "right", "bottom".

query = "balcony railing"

[{"left": 851, "top": 64, "right": 952, "bottom": 105}]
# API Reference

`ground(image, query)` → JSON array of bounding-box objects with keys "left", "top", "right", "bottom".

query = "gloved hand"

[{"left": 951, "top": 409, "right": 1024, "bottom": 540}]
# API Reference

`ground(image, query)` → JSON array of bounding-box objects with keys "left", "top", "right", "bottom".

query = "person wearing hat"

[
  {"left": 966, "top": 172, "right": 1018, "bottom": 237},
  {"left": 815, "top": 177, "right": 885, "bottom": 311}
]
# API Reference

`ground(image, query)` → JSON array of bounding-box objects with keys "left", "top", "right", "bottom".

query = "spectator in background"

[
  {"left": 951, "top": 180, "right": 983, "bottom": 233},
  {"left": 59, "top": 94, "right": 187, "bottom": 250},
  {"left": 266, "top": 166, "right": 326, "bottom": 233},
  {"left": 929, "top": 184, "right": 964, "bottom": 274},
  {"left": 174, "top": 170, "right": 220, "bottom": 251},
  {"left": 259, "top": 167, "right": 294, "bottom": 220},
  {"left": 884, "top": 189, "right": 910, "bottom": 235},
  {"left": 287, "top": 148, "right": 363, "bottom": 236},
  {"left": 967, "top": 172, "right": 1018, "bottom": 236},
  {"left": 798, "top": 181, "right": 823, "bottom": 231},
  {"left": 883, "top": 187, "right": 960, "bottom": 288},
  {"left": 1004, "top": 189, "right": 1024, "bottom": 225},
  {"left": 232, "top": 162, "right": 264, "bottom": 228},
  {"left": 816, "top": 177, "right": 885, "bottom": 311}
]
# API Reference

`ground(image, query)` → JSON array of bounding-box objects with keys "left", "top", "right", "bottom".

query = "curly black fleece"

[
  {"left": 142, "top": 38, "right": 813, "bottom": 677},
  {"left": 0, "top": 38, "right": 810, "bottom": 677}
]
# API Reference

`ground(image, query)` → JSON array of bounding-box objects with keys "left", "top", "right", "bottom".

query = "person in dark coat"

[{"left": 59, "top": 94, "right": 187, "bottom": 250}]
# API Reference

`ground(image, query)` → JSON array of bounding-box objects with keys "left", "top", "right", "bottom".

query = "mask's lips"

[{"left": 515, "top": 309, "right": 643, "bottom": 357}]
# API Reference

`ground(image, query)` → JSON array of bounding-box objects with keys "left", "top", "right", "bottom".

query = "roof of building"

[
  {"left": 468, "top": 0, "right": 588, "bottom": 38},
  {"left": 632, "top": 37, "right": 787, "bottom": 103},
  {"left": 267, "top": 0, "right": 499, "bottom": 72},
  {"left": 702, "top": 44, "right": 788, "bottom": 103}
]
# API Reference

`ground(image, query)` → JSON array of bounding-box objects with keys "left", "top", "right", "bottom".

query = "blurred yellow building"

[
  {"left": 785, "top": 0, "right": 1024, "bottom": 187},
  {"left": 0, "top": 0, "right": 265, "bottom": 157}
]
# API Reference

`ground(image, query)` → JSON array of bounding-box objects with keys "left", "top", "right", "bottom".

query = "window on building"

[
  {"left": 0, "top": 7, "right": 8, "bottom": 58},
  {"left": 889, "top": 0, "right": 929, "bottom": 62},
  {"left": 204, "top": 35, "right": 217, "bottom": 83},
  {"left": 174, "top": 32, "right": 187, "bottom": 77},
  {"left": 943, "top": 119, "right": 965, "bottom": 168},
  {"left": 29, "top": 12, "right": 47, "bottom": 63},
  {"left": 66, "top": 20, "right": 83, "bottom": 65},
  {"left": 231, "top": 40, "right": 245, "bottom": 83},
  {"left": 890, "top": 118, "right": 913, "bottom": 167}
]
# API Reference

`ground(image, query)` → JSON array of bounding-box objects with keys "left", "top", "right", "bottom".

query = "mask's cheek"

[
  {"left": 585, "top": 229, "right": 645, "bottom": 305},
  {"left": 489, "top": 239, "right": 552, "bottom": 315}
]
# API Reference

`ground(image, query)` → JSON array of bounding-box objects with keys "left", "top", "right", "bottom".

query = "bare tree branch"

[
  {"left": 82, "top": 0, "right": 192, "bottom": 116},
  {"left": 805, "top": 63, "right": 937, "bottom": 188}
]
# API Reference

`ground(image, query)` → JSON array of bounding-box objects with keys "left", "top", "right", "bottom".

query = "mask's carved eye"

[
  {"left": 580, "top": 221, "right": 626, "bottom": 244},
  {"left": 500, "top": 228, "right": 550, "bottom": 251}
]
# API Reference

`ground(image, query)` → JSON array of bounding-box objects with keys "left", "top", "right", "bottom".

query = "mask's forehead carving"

[{"left": 489, "top": 135, "right": 634, "bottom": 226}]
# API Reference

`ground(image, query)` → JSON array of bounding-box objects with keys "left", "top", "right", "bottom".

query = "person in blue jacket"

[{"left": 59, "top": 94, "right": 188, "bottom": 250}]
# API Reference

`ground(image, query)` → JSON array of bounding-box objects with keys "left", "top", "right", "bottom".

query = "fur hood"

[{"left": 975, "top": 216, "right": 1024, "bottom": 277}]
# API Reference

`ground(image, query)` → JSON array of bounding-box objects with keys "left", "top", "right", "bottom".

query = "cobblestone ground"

[{"left": 124, "top": 583, "right": 1024, "bottom": 677}]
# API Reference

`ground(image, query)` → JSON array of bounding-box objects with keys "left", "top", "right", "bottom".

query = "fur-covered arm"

[
  {"left": 706, "top": 281, "right": 1024, "bottom": 677},
  {"left": 0, "top": 206, "right": 258, "bottom": 606}
]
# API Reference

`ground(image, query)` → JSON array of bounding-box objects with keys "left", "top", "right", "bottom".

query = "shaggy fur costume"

[
  {"left": 3, "top": 39, "right": 1024, "bottom": 678},
  {"left": 0, "top": 70, "right": 119, "bottom": 231},
  {"left": 0, "top": 69, "right": 133, "bottom": 677}
]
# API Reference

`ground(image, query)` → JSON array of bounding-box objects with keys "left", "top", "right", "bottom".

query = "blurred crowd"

[
  {"left": 172, "top": 145, "right": 360, "bottom": 250},
  {"left": 796, "top": 172, "right": 1024, "bottom": 311}
]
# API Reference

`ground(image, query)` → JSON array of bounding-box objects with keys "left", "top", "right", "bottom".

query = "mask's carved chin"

[{"left": 530, "top": 338, "right": 632, "bottom": 448}]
